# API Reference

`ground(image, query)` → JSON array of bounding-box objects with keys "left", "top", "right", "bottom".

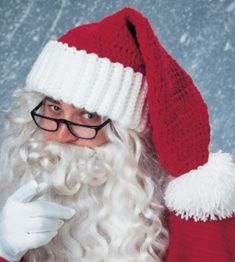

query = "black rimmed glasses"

[{"left": 30, "top": 101, "right": 111, "bottom": 140}]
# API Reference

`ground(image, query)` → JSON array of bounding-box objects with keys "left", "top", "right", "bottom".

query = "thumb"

[{"left": 9, "top": 180, "right": 48, "bottom": 203}]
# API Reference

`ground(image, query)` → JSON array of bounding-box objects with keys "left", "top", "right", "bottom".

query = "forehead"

[
  {"left": 44, "top": 97, "right": 100, "bottom": 115},
  {"left": 45, "top": 97, "right": 84, "bottom": 111}
]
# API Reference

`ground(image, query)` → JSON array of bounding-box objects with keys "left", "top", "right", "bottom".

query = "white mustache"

[{"left": 26, "top": 138, "right": 110, "bottom": 196}]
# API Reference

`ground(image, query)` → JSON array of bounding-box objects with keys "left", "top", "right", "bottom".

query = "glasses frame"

[{"left": 30, "top": 101, "right": 111, "bottom": 140}]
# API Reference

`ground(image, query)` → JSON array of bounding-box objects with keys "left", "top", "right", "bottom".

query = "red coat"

[{"left": 166, "top": 212, "right": 235, "bottom": 261}]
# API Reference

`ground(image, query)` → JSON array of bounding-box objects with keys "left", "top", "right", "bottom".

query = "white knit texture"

[
  {"left": 164, "top": 151, "right": 235, "bottom": 221},
  {"left": 26, "top": 40, "right": 147, "bottom": 131}
]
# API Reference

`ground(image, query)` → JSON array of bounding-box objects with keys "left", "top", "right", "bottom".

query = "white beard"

[
  {"left": 34, "top": 141, "right": 110, "bottom": 195},
  {"left": 0, "top": 91, "right": 168, "bottom": 261},
  {"left": 20, "top": 138, "right": 161, "bottom": 262}
]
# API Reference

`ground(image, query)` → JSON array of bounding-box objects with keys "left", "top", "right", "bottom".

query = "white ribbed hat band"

[{"left": 26, "top": 40, "right": 148, "bottom": 131}]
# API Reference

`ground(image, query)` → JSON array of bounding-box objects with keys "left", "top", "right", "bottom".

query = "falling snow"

[{"left": 226, "top": 1, "right": 235, "bottom": 12}]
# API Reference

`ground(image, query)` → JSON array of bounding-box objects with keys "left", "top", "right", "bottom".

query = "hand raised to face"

[{"left": 0, "top": 180, "right": 76, "bottom": 261}]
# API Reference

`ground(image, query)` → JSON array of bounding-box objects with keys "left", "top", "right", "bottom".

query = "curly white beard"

[
  {"left": 0, "top": 91, "right": 169, "bottom": 262},
  {"left": 19, "top": 137, "right": 164, "bottom": 262}
]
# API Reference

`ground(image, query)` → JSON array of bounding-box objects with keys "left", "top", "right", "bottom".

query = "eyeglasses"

[{"left": 30, "top": 101, "right": 111, "bottom": 140}]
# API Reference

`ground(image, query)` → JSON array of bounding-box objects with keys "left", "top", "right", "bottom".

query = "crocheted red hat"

[{"left": 26, "top": 7, "right": 210, "bottom": 177}]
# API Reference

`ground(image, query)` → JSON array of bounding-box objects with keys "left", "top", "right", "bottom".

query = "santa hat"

[{"left": 26, "top": 7, "right": 235, "bottom": 221}]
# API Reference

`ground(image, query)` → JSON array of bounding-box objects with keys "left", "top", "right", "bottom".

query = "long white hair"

[{"left": 0, "top": 90, "right": 169, "bottom": 262}]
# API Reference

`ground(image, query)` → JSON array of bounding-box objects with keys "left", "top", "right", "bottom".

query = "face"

[{"left": 40, "top": 97, "right": 108, "bottom": 147}]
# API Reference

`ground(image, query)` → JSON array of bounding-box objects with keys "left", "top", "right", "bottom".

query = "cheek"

[
  {"left": 74, "top": 129, "right": 108, "bottom": 147},
  {"left": 42, "top": 130, "right": 55, "bottom": 140},
  {"left": 94, "top": 129, "right": 108, "bottom": 146}
]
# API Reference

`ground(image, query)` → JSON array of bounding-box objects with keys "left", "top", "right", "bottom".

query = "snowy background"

[{"left": 0, "top": 0, "right": 234, "bottom": 153}]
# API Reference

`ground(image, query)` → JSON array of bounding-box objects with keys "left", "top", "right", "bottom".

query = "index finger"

[{"left": 9, "top": 180, "right": 47, "bottom": 203}]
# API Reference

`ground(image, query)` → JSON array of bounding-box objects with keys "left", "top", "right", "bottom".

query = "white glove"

[{"left": 0, "top": 180, "right": 76, "bottom": 261}]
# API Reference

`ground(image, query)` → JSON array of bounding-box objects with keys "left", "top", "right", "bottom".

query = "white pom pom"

[{"left": 164, "top": 151, "right": 235, "bottom": 221}]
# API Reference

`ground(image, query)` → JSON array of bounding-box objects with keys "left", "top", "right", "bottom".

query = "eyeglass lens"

[{"left": 33, "top": 115, "right": 97, "bottom": 139}]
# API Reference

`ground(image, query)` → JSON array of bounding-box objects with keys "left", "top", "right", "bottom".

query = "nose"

[{"left": 55, "top": 123, "right": 78, "bottom": 143}]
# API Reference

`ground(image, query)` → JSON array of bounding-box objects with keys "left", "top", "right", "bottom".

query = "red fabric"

[
  {"left": 117, "top": 8, "right": 210, "bottom": 177},
  {"left": 58, "top": 7, "right": 210, "bottom": 177},
  {"left": 58, "top": 9, "right": 145, "bottom": 75},
  {"left": 166, "top": 212, "right": 235, "bottom": 262}
]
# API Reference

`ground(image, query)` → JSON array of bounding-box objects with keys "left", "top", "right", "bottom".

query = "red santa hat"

[{"left": 26, "top": 7, "right": 235, "bottom": 222}]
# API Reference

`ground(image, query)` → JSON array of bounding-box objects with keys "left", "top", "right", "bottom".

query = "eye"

[
  {"left": 82, "top": 112, "right": 97, "bottom": 119},
  {"left": 48, "top": 104, "right": 61, "bottom": 112}
]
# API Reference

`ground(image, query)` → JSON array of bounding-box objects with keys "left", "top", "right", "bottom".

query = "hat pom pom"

[{"left": 164, "top": 151, "right": 235, "bottom": 221}]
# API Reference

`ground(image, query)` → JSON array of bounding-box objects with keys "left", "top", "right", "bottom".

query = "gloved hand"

[{"left": 0, "top": 180, "right": 76, "bottom": 261}]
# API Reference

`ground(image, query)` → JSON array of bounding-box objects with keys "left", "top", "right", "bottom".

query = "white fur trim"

[
  {"left": 164, "top": 151, "right": 235, "bottom": 221},
  {"left": 25, "top": 40, "right": 147, "bottom": 131}
]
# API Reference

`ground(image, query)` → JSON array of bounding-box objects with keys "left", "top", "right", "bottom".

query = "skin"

[{"left": 41, "top": 97, "right": 108, "bottom": 147}]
